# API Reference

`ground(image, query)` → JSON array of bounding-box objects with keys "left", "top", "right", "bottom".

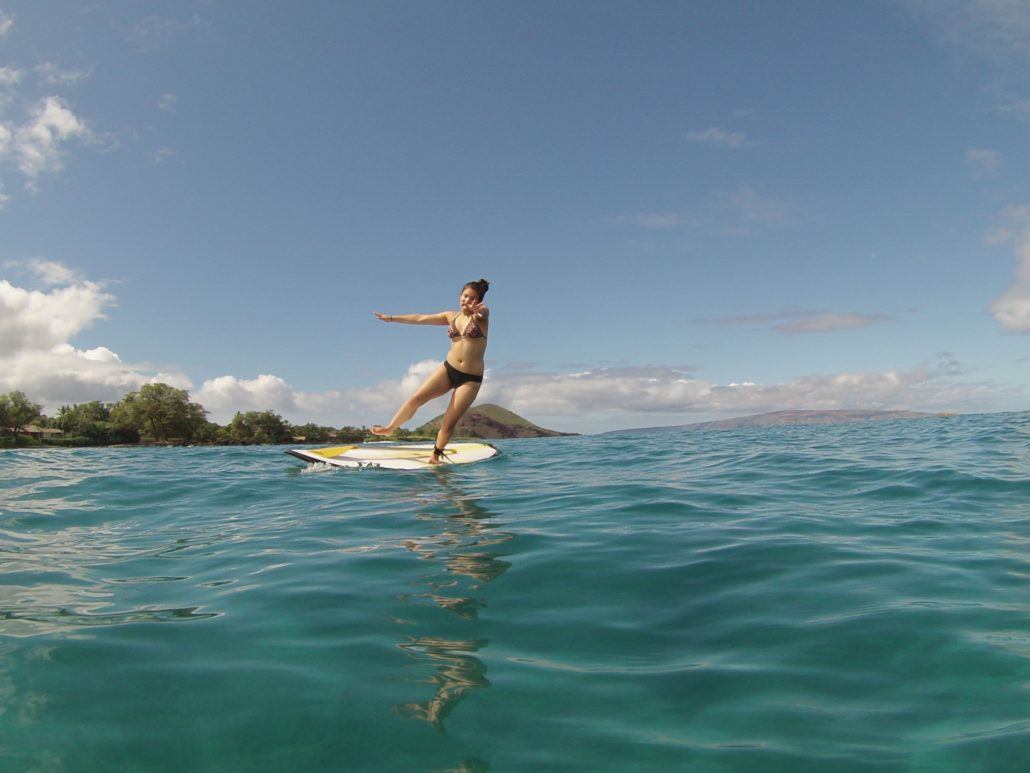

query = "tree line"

[{"left": 0, "top": 384, "right": 417, "bottom": 448}]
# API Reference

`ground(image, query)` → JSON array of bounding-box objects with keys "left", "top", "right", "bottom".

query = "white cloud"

[
  {"left": 198, "top": 362, "right": 986, "bottom": 433},
  {"left": 194, "top": 361, "right": 456, "bottom": 426},
  {"left": 477, "top": 357, "right": 998, "bottom": 423},
  {"left": 154, "top": 147, "right": 174, "bottom": 164},
  {"left": 965, "top": 147, "right": 1002, "bottom": 173},
  {"left": 988, "top": 204, "right": 1030, "bottom": 332},
  {"left": 158, "top": 93, "right": 177, "bottom": 111},
  {"left": 0, "top": 15, "right": 95, "bottom": 201},
  {"left": 0, "top": 264, "right": 192, "bottom": 411},
  {"left": 0, "top": 264, "right": 1010, "bottom": 429},
  {"left": 12, "top": 96, "right": 89, "bottom": 186},
  {"left": 686, "top": 127, "right": 750, "bottom": 148},
  {"left": 196, "top": 374, "right": 306, "bottom": 417},
  {"left": 0, "top": 259, "right": 1008, "bottom": 429},
  {"left": 0, "top": 277, "right": 113, "bottom": 356},
  {"left": 35, "top": 63, "right": 92, "bottom": 87},
  {"left": 20, "top": 257, "right": 82, "bottom": 285},
  {"left": 0, "top": 13, "right": 12, "bottom": 40}
]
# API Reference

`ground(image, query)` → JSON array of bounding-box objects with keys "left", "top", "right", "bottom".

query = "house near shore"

[{"left": 21, "top": 425, "right": 64, "bottom": 440}]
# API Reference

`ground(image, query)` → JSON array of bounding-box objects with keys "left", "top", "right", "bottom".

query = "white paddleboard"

[{"left": 286, "top": 442, "right": 500, "bottom": 470}]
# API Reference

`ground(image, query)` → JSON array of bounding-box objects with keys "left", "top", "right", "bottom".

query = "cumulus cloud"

[
  {"left": 0, "top": 16, "right": 93, "bottom": 200},
  {"left": 988, "top": 204, "right": 1030, "bottom": 332},
  {"left": 196, "top": 374, "right": 307, "bottom": 417},
  {"left": 194, "top": 360, "right": 458, "bottom": 425},
  {"left": 211, "top": 358, "right": 980, "bottom": 430},
  {"left": 686, "top": 127, "right": 750, "bottom": 148},
  {"left": 0, "top": 263, "right": 192, "bottom": 410},
  {"left": 0, "top": 274, "right": 113, "bottom": 357},
  {"left": 12, "top": 96, "right": 89, "bottom": 185},
  {"left": 476, "top": 357, "right": 993, "bottom": 423},
  {"left": 0, "top": 263, "right": 1007, "bottom": 430},
  {"left": 15, "top": 257, "right": 82, "bottom": 285},
  {"left": 697, "top": 309, "right": 892, "bottom": 334}
]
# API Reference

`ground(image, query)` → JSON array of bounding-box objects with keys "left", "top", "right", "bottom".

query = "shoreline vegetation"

[
  {"left": 0, "top": 385, "right": 569, "bottom": 450},
  {"left": 2, "top": 385, "right": 970, "bottom": 451}
]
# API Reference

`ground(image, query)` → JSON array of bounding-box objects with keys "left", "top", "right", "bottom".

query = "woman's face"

[{"left": 459, "top": 287, "right": 480, "bottom": 310}]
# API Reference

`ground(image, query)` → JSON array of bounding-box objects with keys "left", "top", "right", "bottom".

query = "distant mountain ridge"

[
  {"left": 416, "top": 403, "right": 576, "bottom": 439},
  {"left": 605, "top": 409, "right": 955, "bottom": 435}
]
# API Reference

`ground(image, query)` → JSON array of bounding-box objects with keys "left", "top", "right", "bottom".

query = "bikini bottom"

[{"left": 444, "top": 360, "right": 483, "bottom": 389}]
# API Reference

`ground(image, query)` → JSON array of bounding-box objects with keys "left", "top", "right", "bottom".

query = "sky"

[{"left": 0, "top": 0, "right": 1028, "bottom": 434}]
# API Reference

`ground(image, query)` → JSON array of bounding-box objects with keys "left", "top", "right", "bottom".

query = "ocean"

[{"left": 0, "top": 412, "right": 1027, "bottom": 771}]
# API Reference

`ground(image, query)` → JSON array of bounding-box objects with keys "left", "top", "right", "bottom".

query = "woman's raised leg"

[{"left": 371, "top": 364, "right": 452, "bottom": 435}]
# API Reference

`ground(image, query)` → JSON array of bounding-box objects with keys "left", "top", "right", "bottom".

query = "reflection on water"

[
  {"left": 443, "top": 759, "right": 490, "bottom": 773},
  {"left": 0, "top": 605, "right": 218, "bottom": 638},
  {"left": 394, "top": 636, "right": 490, "bottom": 731},
  {"left": 0, "top": 522, "right": 227, "bottom": 637},
  {"left": 392, "top": 472, "right": 514, "bottom": 733}
]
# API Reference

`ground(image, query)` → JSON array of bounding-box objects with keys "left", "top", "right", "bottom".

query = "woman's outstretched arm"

[{"left": 374, "top": 311, "right": 450, "bottom": 325}]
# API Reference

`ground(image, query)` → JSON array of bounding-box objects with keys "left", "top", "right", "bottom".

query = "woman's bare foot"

[
  {"left": 370, "top": 424, "right": 394, "bottom": 436},
  {"left": 428, "top": 455, "right": 443, "bottom": 465}
]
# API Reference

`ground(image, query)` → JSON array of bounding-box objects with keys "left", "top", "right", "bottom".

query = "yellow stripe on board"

[
  {"left": 352, "top": 449, "right": 450, "bottom": 460},
  {"left": 310, "top": 445, "right": 357, "bottom": 459}
]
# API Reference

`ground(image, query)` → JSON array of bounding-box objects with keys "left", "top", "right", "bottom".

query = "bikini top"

[{"left": 448, "top": 313, "right": 486, "bottom": 341}]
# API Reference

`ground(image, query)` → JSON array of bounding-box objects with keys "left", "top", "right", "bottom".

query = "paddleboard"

[{"left": 286, "top": 441, "right": 500, "bottom": 470}]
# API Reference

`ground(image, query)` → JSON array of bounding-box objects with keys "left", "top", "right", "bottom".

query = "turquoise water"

[{"left": 1, "top": 413, "right": 1027, "bottom": 771}]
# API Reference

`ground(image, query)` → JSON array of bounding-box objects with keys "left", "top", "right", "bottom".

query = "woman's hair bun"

[{"left": 465, "top": 278, "right": 490, "bottom": 298}]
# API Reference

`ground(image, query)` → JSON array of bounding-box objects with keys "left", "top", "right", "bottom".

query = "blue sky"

[{"left": 1, "top": 1, "right": 1027, "bottom": 433}]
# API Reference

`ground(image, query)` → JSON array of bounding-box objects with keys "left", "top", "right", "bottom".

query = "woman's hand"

[
  {"left": 374, "top": 312, "right": 392, "bottom": 322},
  {"left": 468, "top": 301, "right": 489, "bottom": 319}
]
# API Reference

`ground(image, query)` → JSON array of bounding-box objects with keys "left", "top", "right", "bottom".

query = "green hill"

[{"left": 415, "top": 403, "right": 575, "bottom": 439}]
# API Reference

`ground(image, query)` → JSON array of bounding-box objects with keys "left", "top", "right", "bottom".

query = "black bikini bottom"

[{"left": 444, "top": 360, "right": 483, "bottom": 389}]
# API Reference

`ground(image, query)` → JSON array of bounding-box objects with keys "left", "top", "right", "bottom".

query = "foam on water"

[{"left": 0, "top": 412, "right": 1027, "bottom": 770}]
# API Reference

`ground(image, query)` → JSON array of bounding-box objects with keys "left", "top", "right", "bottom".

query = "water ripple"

[{"left": 0, "top": 413, "right": 1027, "bottom": 770}]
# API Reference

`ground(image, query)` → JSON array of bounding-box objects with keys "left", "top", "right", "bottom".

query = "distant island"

[
  {"left": 415, "top": 403, "right": 577, "bottom": 439},
  {"left": 605, "top": 409, "right": 956, "bottom": 435}
]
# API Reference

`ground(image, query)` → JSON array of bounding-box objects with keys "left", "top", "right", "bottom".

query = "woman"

[{"left": 372, "top": 279, "right": 490, "bottom": 464}]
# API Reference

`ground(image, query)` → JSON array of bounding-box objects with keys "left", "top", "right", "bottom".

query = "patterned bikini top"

[{"left": 448, "top": 314, "right": 486, "bottom": 340}]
